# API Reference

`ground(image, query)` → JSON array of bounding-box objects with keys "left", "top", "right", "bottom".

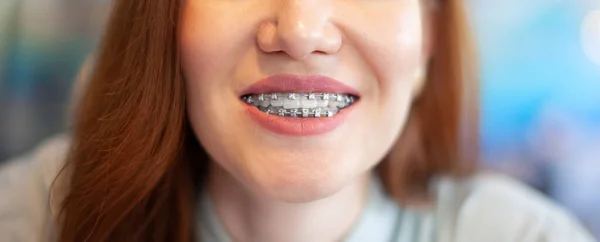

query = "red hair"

[{"left": 56, "top": 0, "right": 478, "bottom": 241}]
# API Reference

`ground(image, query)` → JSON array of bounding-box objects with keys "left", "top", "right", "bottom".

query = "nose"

[{"left": 257, "top": 0, "right": 342, "bottom": 60}]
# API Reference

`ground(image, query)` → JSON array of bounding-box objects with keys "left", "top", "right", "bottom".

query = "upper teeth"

[
  {"left": 242, "top": 92, "right": 356, "bottom": 109},
  {"left": 242, "top": 92, "right": 357, "bottom": 118}
]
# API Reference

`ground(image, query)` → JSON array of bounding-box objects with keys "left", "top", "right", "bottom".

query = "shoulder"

[
  {"left": 0, "top": 134, "right": 71, "bottom": 242},
  {"left": 435, "top": 173, "right": 596, "bottom": 242},
  {"left": 0, "top": 134, "right": 71, "bottom": 194}
]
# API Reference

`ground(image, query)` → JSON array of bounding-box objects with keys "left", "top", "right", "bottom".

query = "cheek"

[
  {"left": 180, "top": 8, "right": 221, "bottom": 77},
  {"left": 179, "top": 2, "right": 254, "bottom": 138},
  {"left": 179, "top": 2, "right": 255, "bottom": 88},
  {"left": 340, "top": 1, "right": 427, "bottom": 107},
  {"left": 179, "top": 4, "right": 247, "bottom": 170},
  {"left": 372, "top": 9, "right": 426, "bottom": 91},
  {"left": 347, "top": 3, "right": 426, "bottom": 162}
]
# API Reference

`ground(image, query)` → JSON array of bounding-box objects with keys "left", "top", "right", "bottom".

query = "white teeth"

[
  {"left": 283, "top": 99, "right": 301, "bottom": 109},
  {"left": 302, "top": 108, "right": 309, "bottom": 118},
  {"left": 314, "top": 108, "right": 322, "bottom": 118},
  {"left": 317, "top": 100, "right": 328, "bottom": 107},
  {"left": 243, "top": 92, "right": 357, "bottom": 118},
  {"left": 271, "top": 99, "right": 283, "bottom": 107},
  {"left": 300, "top": 99, "right": 318, "bottom": 109},
  {"left": 328, "top": 101, "right": 338, "bottom": 108}
]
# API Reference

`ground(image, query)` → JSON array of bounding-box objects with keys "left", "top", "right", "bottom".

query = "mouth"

[
  {"left": 241, "top": 92, "right": 359, "bottom": 118},
  {"left": 239, "top": 74, "right": 361, "bottom": 136}
]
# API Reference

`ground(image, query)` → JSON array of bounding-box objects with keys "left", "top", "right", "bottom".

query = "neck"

[{"left": 206, "top": 164, "right": 371, "bottom": 242}]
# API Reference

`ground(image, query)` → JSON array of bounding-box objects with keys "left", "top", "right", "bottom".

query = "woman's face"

[{"left": 180, "top": 0, "right": 434, "bottom": 202}]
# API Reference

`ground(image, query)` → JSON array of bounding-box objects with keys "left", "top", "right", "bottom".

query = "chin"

[
  {"left": 259, "top": 175, "right": 347, "bottom": 203},
  {"left": 246, "top": 154, "right": 356, "bottom": 203}
]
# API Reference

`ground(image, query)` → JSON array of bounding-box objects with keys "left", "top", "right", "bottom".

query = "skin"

[{"left": 180, "top": 0, "right": 434, "bottom": 241}]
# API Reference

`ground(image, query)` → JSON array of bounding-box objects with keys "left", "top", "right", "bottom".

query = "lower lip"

[{"left": 244, "top": 102, "right": 358, "bottom": 136}]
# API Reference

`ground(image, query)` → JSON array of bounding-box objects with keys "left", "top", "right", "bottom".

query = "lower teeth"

[
  {"left": 262, "top": 106, "right": 338, "bottom": 118},
  {"left": 242, "top": 92, "right": 357, "bottom": 118}
]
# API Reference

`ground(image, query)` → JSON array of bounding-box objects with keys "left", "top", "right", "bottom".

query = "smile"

[
  {"left": 241, "top": 92, "right": 358, "bottom": 118},
  {"left": 239, "top": 74, "right": 360, "bottom": 136}
]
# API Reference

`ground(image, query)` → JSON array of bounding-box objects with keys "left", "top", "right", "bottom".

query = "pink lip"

[
  {"left": 240, "top": 74, "right": 360, "bottom": 96},
  {"left": 241, "top": 74, "right": 360, "bottom": 136}
]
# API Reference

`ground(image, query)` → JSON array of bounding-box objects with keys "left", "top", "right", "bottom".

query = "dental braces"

[
  {"left": 242, "top": 92, "right": 358, "bottom": 118},
  {"left": 260, "top": 106, "right": 338, "bottom": 118},
  {"left": 243, "top": 93, "right": 356, "bottom": 103}
]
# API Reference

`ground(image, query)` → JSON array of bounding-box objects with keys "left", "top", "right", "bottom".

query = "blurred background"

[{"left": 0, "top": 0, "right": 599, "bottom": 239}]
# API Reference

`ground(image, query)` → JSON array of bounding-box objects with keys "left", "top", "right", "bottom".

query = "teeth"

[
  {"left": 271, "top": 99, "right": 283, "bottom": 107},
  {"left": 283, "top": 98, "right": 301, "bottom": 109},
  {"left": 302, "top": 108, "right": 309, "bottom": 118},
  {"left": 290, "top": 109, "right": 298, "bottom": 117},
  {"left": 300, "top": 99, "right": 318, "bottom": 109},
  {"left": 247, "top": 93, "right": 356, "bottom": 104},
  {"left": 242, "top": 92, "right": 357, "bottom": 118},
  {"left": 314, "top": 108, "right": 322, "bottom": 118},
  {"left": 328, "top": 101, "right": 338, "bottom": 108},
  {"left": 317, "top": 99, "right": 328, "bottom": 107}
]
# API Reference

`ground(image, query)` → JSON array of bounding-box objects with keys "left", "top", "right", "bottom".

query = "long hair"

[
  {"left": 56, "top": 0, "right": 478, "bottom": 241},
  {"left": 378, "top": 0, "right": 478, "bottom": 202}
]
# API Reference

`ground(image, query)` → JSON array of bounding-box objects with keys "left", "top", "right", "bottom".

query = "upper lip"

[{"left": 240, "top": 74, "right": 360, "bottom": 97}]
